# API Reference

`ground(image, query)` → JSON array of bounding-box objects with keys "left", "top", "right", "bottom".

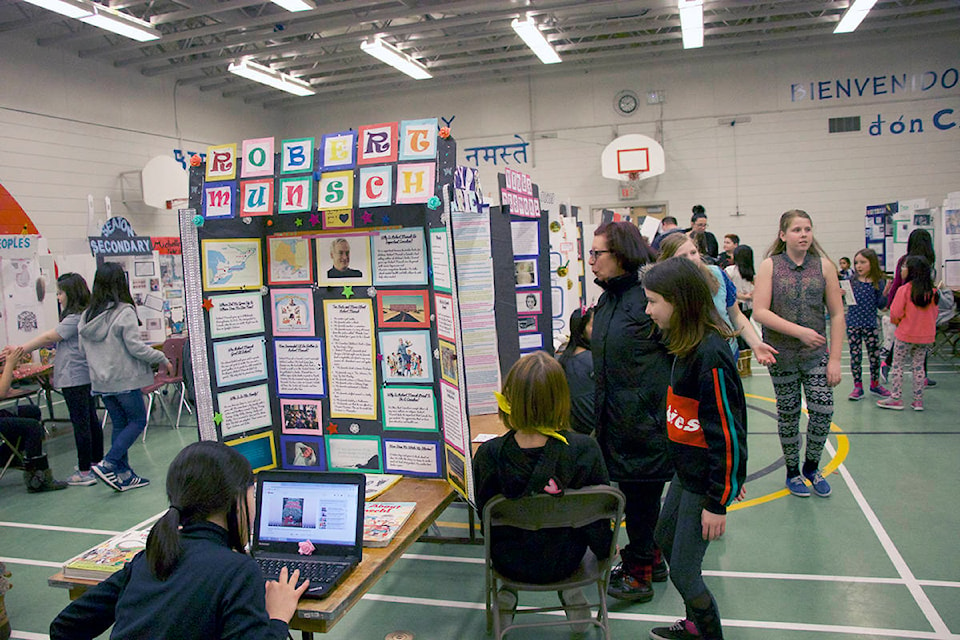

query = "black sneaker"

[
  {"left": 117, "top": 474, "right": 150, "bottom": 492},
  {"left": 606, "top": 564, "right": 654, "bottom": 602},
  {"left": 650, "top": 618, "right": 699, "bottom": 640}
]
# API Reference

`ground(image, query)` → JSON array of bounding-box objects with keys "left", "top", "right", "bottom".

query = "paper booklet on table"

[
  {"left": 63, "top": 529, "right": 151, "bottom": 580},
  {"left": 364, "top": 473, "right": 403, "bottom": 501},
  {"left": 363, "top": 502, "right": 417, "bottom": 548}
]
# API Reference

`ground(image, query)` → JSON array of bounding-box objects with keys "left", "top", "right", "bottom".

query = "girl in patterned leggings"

[
  {"left": 753, "top": 210, "right": 846, "bottom": 498},
  {"left": 845, "top": 249, "right": 890, "bottom": 400}
]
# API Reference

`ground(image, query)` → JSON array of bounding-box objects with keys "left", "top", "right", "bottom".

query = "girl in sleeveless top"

[{"left": 753, "top": 210, "right": 845, "bottom": 499}]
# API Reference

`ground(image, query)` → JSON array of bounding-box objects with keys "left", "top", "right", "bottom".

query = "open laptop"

[{"left": 252, "top": 470, "right": 365, "bottom": 599}]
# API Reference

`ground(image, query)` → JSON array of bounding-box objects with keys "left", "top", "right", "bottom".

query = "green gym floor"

[{"left": 2, "top": 350, "right": 958, "bottom": 640}]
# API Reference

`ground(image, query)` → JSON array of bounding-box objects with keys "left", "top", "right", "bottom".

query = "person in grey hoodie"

[{"left": 80, "top": 262, "right": 172, "bottom": 492}]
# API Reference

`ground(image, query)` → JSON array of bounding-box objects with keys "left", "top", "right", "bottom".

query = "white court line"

[
  {"left": 825, "top": 439, "right": 951, "bottom": 636},
  {"left": 361, "top": 593, "right": 960, "bottom": 639},
  {"left": 0, "top": 521, "right": 120, "bottom": 535}
]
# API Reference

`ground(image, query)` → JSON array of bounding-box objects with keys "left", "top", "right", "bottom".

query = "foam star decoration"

[
  {"left": 213, "top": 412, "right": 223, "bottom": 425},
  {"left": 266, "top": 219, "right": 273, "bottom": 226},
  {"left": 442, "top": 166, "right": 453, "bottom": 176},
  {"left": 382, "top": 214, "right": 390, "bottom": 224},
  {"left": 328, "top": 422, "right": 339, "bottom": 434},
  {"left": 376, "top": 353, "right": 384, "bottom": 361},
  {"left": 295, "top": 217, "right": 303, "bottom": 227},
  {"left": 439, "top": 126, "right": 451, "bottom": 138},
  {"left": 189, "top": 154, "right": 202, "bottom": 167},
  {"left": 342, "top": 285, "right": 354, "bottom": 298},
  {"left": 309, "top": 213, "right": 320, "bottom": 227},
  {"left": 242, "top": 217, "right": 252, "bottom": 225},
  {"left": 362, "top": 211, "right": 373, "bottom": 224},
  {"left": 366, "top": 287, "right": 377, "bottom": 297},
  {"left": 192, "top": 215, "right": 204, "bottom": 227},
  {"left": 202, "top": 298, "right": 214, "bottom": 311},
  {"left": 427, "top": 196, "right": 441, "bottom": 210}
]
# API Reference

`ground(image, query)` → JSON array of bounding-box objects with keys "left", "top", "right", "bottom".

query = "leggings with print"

[
  {"left": 847, "top": 326, "right": 882, "bottom": 385},
  {"left": 768, "top": 353, "right": 834, "bottom": 475},
  {"left": 889, "top": 339, "right": 931, "bottom": 402}
]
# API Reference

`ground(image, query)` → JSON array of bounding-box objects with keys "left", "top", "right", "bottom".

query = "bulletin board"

[{"left": 181, "top": 120, "right": 474, "bottom": 496}]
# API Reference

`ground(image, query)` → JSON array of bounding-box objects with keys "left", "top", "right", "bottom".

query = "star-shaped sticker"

[
  {"left": 266, "top": 219, "right": 273, "bottom": 226},
  {"left": 309, "top": 213, "right": 320, "bottom": 227},
  {"left": 202, "top": 298, "right": 214, "bottom": 311},
  {"left": 342, "top": 285, "right": 354, "bottom": 299},
  {"left": 362, "top": 211, "right": 373, "bottom": 224},
  {"left": 327, "top": 422, "right": 339, "bottom": 434},
  {"left": 443, "top": 166, "right": 453, "bottom": 176},
  {"left": 376, "top": 353, "right": 383, "bottom": 361},
  {"left": 213, "top": 412, "right": 223, "bottom": 425},
  {"left": 382, "top": 214, "right": 390, "bottom": 224},
  {"left": 295, "top": 217, "right": 303, "bottom": 227}
]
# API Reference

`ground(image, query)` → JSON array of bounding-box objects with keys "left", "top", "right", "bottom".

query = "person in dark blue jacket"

[
  {"left": 643, "top": 258, "right": 747, "bottom": 640},
  {"left": 590, "top": 221, "right": 672, "bottom": 602},
  {"left": 50, "top": 441, "right": 308, "bottom": 639}
]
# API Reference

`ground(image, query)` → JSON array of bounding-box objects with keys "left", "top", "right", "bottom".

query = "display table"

[{"left": 49, "top": 477, "right": 456, "bottom": 638}]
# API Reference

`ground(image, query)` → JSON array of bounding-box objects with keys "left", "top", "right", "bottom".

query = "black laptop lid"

[{"left": 253, "top": 470, "right": 364, "bottom": 563}]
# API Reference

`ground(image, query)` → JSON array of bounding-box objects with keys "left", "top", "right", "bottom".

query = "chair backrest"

[
  {"left": 160, "top": 336, "right": 187, "bottom": 380},
  {"left": 483, "top": 485, "right": 626, "bottom": 534}
]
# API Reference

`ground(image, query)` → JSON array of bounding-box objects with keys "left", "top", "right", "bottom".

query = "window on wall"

[{"left": 828, "top": 116, "right": 861, "bottom": 133}]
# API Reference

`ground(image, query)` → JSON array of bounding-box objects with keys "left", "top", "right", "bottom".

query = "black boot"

[
  {"left": 23, "top": 455, "right": 68, "bottom": 493},
  {"left": 690, "top": 593, "right": 724, "bottom": 640}
]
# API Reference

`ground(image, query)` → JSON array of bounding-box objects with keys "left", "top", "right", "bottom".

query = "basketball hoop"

[{"left": 628, "top": 171, "right": 641, "bottom": 181}]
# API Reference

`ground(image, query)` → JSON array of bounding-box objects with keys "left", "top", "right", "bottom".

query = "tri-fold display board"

[{"left": 181, "top": 119, "right": 477, "bottom": 499}]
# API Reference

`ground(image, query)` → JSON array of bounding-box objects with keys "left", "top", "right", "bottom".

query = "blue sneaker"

[
  {"left": 91, "top": 461, "right": 122, "bottom": 491},
  {"left": 117, "top": 473, "right": 150, "bottom": 492},
  {"left": 786, "top": 475, "right": 810, "bottom": 497},
  {"left": 803, "top": 469, "right": 832, "bottom": 497}
]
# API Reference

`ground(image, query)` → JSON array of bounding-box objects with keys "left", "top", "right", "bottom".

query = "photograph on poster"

[
  {"left": 209, "top": 292, "right": 264, "bottom": 339},
  {"left": 552, "top": 286, "right": 564, "bottom": 318},
  {"left": 280, "top": 399, "right": 323, "bottom": 435},
  {"left": 145, "top": 318, "right": 162, "bottom": 331},
  {"left": 377, "top": 289, "right": 430, "bottom": 328},
  {"left": 226, "top": 430, "right": 276, "bottom": 473},
  {"left": 327, "top": 435, "right": 382, "bottom": 473},
  {"left": 267, "top": 236, "right": 313, "bottom": 285},
  {"left": 445, "top": 445, "right": 466, "bottom": 494},
  {"left": 514, "top": 258, "right": 538, "bottom": 287},
  {"left": 383, "top": 439, "right": 440, "bottom": 476},
  {"left": 518, "top": 316, "right": 538, "bottom": 333},
  {"left": 134, "top": 261, "right": 155, "bottom": 277},
  {"left": 316, "top": 234, "right": 372, "bottom": 286},
  {"left": 201, "top": 238, "right": 262, "bottom": 291},
  {"left": 271, "top": 289, "right": 315, "bottom": 336},
  {"left": 439, "top": 339, "right": 458, "bottom": 385},
  {"left": 433, "top": 293, "right": 455, "bottom": 341},
  {"left": 324, "top": 299, "right": 377, "bottom": 420},
  {"left": 213, "top": 337, "right": 268, "bottom": 388},
  {"left": 150, "top": 278, "right": 160, "bottom": 292},
  {"left": 373, "top": 228, "right": 428, "bottom": 286},
  {"left": 440, "top": 382, "right": 466, "bottom": 455},
  {"left": 217, "top": 383, "right": 273, "bottom": 437},
  {"left": 381, "top": 386, "right": 438, "bottom": 432},
  {"left": 274, "top": 339, "right": 325, "bottom": 397},
  {"left": 379, "top": 330, "right": 434, "bottom": 383},
  {"left": 143, "top": 294, "right": 165, "bottom": 312},
  {"left": 516, "top": 290, "right": 542, "bottom": 314},
  {"left": 946, "top": 210, "right": 960, "bottom": 235},
  {"left": 280, "top": 435, "right": 325, "bottom": 470}
]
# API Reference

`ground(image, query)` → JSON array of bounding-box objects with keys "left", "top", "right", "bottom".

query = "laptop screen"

[{"left": 256, "top": 476, "right": 361, "bottom": 549}]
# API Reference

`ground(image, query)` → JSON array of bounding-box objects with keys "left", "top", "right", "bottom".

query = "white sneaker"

[{"left": 559, "top": 587, "right": 592, "bottom": 633}]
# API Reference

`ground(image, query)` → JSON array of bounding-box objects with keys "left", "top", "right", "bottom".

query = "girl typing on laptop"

[{"left": 51, "top": 441, "right": 309, "bottom": 639}]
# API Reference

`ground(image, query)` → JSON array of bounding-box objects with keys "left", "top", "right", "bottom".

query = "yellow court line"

[{"left": 729, "top": 393, "right": 849, "bottom": 511}]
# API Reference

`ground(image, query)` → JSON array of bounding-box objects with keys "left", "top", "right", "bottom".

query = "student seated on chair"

[
  {"left": 0, "top": 346, "right": 67, "bottom": 493},
  {"left": 473, "top": 351, "right": 612, "bottom": 631}
]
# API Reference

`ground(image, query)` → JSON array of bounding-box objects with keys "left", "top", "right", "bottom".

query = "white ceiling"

[{"left": 2, "top": 0, "right": 957, "bottom": 110}]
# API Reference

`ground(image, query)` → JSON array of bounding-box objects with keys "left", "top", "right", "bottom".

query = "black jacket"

[
  {"left": 474, "top": 432, "right": 612, "bottom": 584},
  {"left": 591, "top": 271, "right": 673, "bottom": 482},
  {"left": 666, "top": 331, "right": 748, "bottom": 515}
]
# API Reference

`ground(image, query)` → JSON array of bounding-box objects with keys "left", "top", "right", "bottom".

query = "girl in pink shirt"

[{"left": 878, "top": 256, "right": 939, "bottom": 411}]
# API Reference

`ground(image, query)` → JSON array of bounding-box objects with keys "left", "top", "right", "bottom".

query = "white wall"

[
  {"left": 279, "top": 32, "right": 960, "bottom": 262},
  {"left": 0, "top": 31, "right": 275, "bottom": 257},
  {"left": 2, "top": 29, "right": 958, "bottom": 265}
]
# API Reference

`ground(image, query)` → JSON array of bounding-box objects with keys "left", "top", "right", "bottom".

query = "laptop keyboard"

[{"left": 256, "top": 558, "right": 350, "bottom": 584}]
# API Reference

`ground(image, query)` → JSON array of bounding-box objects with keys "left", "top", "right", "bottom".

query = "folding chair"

[
  {"left": 140, "top": 336, "right": 193, "bottom": 441},
  {"left": 482, "top": 485, "right": 625, "bottom": 640},
  {"left": 0, "top": 435, "right": 24, "bottom": 481}
]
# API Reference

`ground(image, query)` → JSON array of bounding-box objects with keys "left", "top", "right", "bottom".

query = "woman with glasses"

[{"left": 589, "top": 221, "right": 672, "bottom": 603}]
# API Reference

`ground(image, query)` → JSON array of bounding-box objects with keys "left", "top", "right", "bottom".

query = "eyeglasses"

[{"left": 588, "top": 250, "right": 611, "bottom": 259}]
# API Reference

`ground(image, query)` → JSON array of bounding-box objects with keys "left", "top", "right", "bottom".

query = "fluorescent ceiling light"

[
  {"left": 228, "top": 59, "right": 316, "bottom": 96},
  {"left": 834, "top": 0, "right": 878, "bottom": 33},
  {"left": 80, "top": 4, "right": 160, "bottom": 42},
  {"left": 18, "top": 0, "right": 91, "bottom": 19},
  {"left": 360, "top": 37, "right": 432, "bottom": 80},
  {"left": 268, "top": 0, "right": 314, "bottom": 12},
  {"left": 510, "top": 17, "right": 561, "bottom": 64},
  {"left": 678, "top": 0, "right": 704, "bottom": 49}
]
